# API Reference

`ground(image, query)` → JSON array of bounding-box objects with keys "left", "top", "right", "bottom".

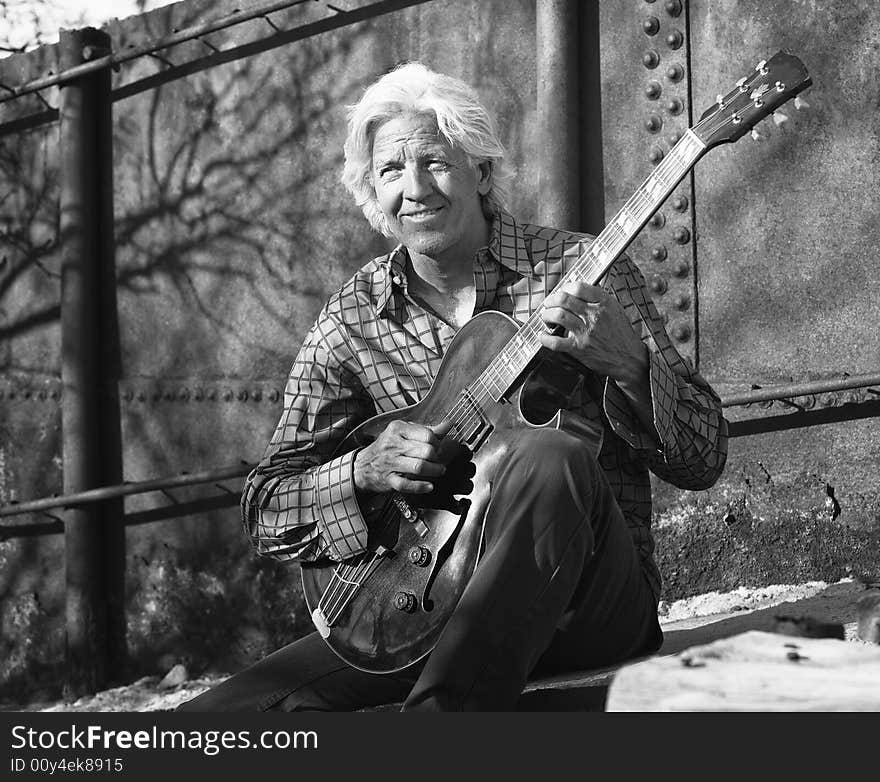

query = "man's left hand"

[{"left": 538, "top": 281, "right": 648, "bottom": 385}]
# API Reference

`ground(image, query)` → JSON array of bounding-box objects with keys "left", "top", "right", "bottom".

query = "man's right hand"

[{"left": 353, "top": 419, "right": 453, "bottom": 495}]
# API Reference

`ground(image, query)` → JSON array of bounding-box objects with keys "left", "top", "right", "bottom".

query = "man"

[{"left": 180, "top": 62, "right": 727, "bottom": 711}]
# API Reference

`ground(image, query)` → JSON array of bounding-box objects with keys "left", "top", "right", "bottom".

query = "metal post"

[
  {"left": 536, "top": 0, "right": 604, "bottom": 233},
  {"left": 58, "top": 26, "right": 119, "bottom": 699}
]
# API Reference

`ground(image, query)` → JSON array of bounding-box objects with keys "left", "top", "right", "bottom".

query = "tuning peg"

[
  {"left": 772, "top": 110, "right": 789, "bottom": 127},
  {"left": 750, "top": 128, "right": 764, "bottom": 141},
  {"left": 794, "top": 95, "right": 810, "bottom": 111}
]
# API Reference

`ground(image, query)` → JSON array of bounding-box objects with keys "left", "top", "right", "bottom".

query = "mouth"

[{"left": 401, "top": 207, "right": 443, "bottom": 222}]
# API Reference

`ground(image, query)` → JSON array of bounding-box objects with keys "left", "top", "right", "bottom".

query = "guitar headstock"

[{"left": 693, "top": 51, "right": 812, "bottom": 148}]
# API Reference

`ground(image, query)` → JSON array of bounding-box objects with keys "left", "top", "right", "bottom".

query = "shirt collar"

[{"left": 374, "top": 208, "right": 534, "bottom": 317}]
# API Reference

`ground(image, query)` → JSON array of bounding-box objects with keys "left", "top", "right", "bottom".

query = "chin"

[{"left": 400, "top": 230, "right": 457, "bottom": 257}]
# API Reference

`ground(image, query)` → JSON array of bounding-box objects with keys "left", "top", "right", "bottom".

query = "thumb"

[{"left": 430, "top": 419, "right": 454, "bottom": 439}]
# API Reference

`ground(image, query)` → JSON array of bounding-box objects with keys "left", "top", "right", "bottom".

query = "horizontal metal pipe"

[
  {"left": 0, "top": 0, "right": 431, "bottom": 106},
  {"left": 0, "top": 463, "right": 251, "bottom": 518},
  {"left": 721, "top": 372, "right": 880, "bottom": 407}
]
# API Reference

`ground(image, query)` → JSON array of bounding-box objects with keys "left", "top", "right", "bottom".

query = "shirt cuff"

[
  {"left": 603, "top": 349, "right": 677, "bottom": 453},
  {"left": 314, "top": 449, "right": 369, "bottom": 561}
]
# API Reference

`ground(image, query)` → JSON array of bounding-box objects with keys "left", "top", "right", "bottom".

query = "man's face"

[{"left": 371, "top": 114, "right": 490, "bottom": 261}]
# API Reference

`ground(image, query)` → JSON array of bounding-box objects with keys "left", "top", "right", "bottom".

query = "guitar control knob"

[
  {"left": 664, "top": 0, "right": 682, "bottom": 17},
  {"left": 645, "top": 80, "right": 662, "bottom": 100},
  {"left": 649, "top": 275, "right": 667, "bottom": 294},
  {"left": 666, "top": 98, "right": 683, "bottom": 115},
  {"left": 408, "top": 546, "right": 431, "bottom": 567},
  {"left": 672, "top": 195, "right": 689, "bottom": 212},
  {"left": 673, "top": 227, "right": 691, "bottom": 244},
  {"left": 394, "top": 592, "right": 418, "bottom": 612},
  {"left": 651, "top": 245, "right": 668, "bottom": 261},
  {"left": 666, "top": 63, "right": 684, "bottom": 82},
  {"left": 648, "top": 146, "right": 664, "bottom": 164},
  {"left": 666, "top": 29, "right": 684, "bottom": 49},
  {"left": 643, "top": 16, "right": 660, "bottom": 36},
  {"left": 674, "top": 259, "right": 690, "bottom": 277},
  {"left": 649, "top": 212, "right": 666, "bottom": 228},
  {"left": 642, "top": 49, "right": 660, "bottom": 69},
  {"left": 644, "top": 113, "right": 662, "bottom": 132}
]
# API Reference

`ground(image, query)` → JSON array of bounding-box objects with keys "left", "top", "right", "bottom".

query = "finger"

[
  {"left": 542, "top": 306, "right": 590, "bottom": 334},
  {"left": 389, "top": 474, "right": 434, "bottom": 494},
  {"left": 562, "top": 280, "right": 606, "bottom": 303},
  {"left": 430, "top": 419, "right": 454, "bottom": 439},
  {"left": 395, "top": 456, "right": 446, "bottom": 477},
  {"left": 538, "top": 331, "right": 576, "bottom": 354},
  {"left": 397, "top": 420, "right": 442, "bottom": 446}
]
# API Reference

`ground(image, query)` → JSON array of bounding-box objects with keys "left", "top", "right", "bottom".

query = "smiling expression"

[{"left": 371, "top": 114, "right": 492, "bottom": 263}]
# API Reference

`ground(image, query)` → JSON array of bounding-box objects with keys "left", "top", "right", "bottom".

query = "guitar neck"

[{"left": 453, "top": 128, "right": 706, "bottom": 428}]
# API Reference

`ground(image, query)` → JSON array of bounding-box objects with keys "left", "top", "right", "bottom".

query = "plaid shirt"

[{"left": 241, "top": 209, "right": 728, "bottom": 599}]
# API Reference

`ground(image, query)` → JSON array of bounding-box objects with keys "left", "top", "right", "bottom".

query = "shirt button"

[{"left": 392, "top": 275, "right": 402, "bottom": 286}]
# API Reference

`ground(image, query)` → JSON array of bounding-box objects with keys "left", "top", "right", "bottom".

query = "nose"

[{"left": 402, "top": 163, "right": 432, "bottom": 201}]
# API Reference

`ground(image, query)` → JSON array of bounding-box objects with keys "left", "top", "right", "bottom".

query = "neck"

[{"left": 407, "top": 217, "right": 492, "bottom": 293}]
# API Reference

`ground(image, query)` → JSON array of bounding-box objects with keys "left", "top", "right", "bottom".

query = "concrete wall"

[{"left": 0, "top": 0, "right": 878, "bottom": 702}]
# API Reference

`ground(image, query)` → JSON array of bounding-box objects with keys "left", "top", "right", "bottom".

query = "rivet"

[
  {"left": 645, "top": 80, "right": 662, "bottom": 100},
  {"left": 9, "top": 390, "right": 17, "bottom": 400},
  {"left": 673, "top": 226, "right": 691, "bottom": 244},
  {"left": 651, "top": 245, "right": 668, "bottom": 261},
  {"left": 666, "top": 29, "right": 684, "bottom": 50},
  {"left": 667, "top": 130, "right": 683, "bottom": 146},
  {"left": 642, "top": 16, "right": 660, "bottom": 36},
  {"left": 666, "top": 63, "right": 684, "bottom": 82},
  {"left": 644, "top": 113, "right": 662, "bottom": 132},
  {"left": 664, "top": 0, "right": 682, "bottom": 17},
  {"left": 649, "top": 275, "right": 667, "bottom": 294},
  {"left": 22, "top": 389, "right": 31, "bottom": 399},
  {"left": 268, "top": 389, "right": 280, "bottom": 403},
  {"left": 178, "top": 388, "right": 190, "bottom": 401},
  {"left": 666, "top": 98, "right": 683, "bottom": 115},
  {"left": 50, "top": 389, "right": 60, "bottom": 400},
  {"left": 208, "top": 389, "right": 218, "bottom": 401},
  {"left": 252, "top": 389, "right": 262, "bottom": 402},
  {"left": 673, "top": 323, "right": 691, "bottom": 342},
  {"left": 672, "top": 195, "right": 689, "bottom": 212},
  {"left": 642, "top": 49, "right": 660, "bottom": 69},
  {"left": 223, "top": 389, "right": 234, "bottom": 402},
  {"left": 674, "top": 259, "right": 690, "bottom": 277},
  {"left": 237, "top": 389, "right": 249, "bottom": 401},
  {"left": 194, "top": 388, "right": 204, "bottom": 401},
  {"left": 674, "top": 294, "right": 690, "bottom": 310},
  {"left": 648, "top": 146, "right": 664, "bottom": 164},
  {"left": 649, "top": 212, "right": 666, "bottom": 229},
  {"left": 137, "top": 390, "right": 146, "bottom": 402},
  {"left": 38, "top": 389, "right": 47, "bottom": 400},
  {"left": 163, "top": 389, "right": 175, "bottom": 401},
  {"left": 152, "top": 390, "right": 162, "bottom": 402},
  {"left": 122, "top": 389, "right": 134, "bottom": 402}
]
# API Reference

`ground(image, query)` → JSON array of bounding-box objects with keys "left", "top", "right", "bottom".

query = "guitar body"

[{"left": 300, "top": 310, "right": 598, "bottom": 673}]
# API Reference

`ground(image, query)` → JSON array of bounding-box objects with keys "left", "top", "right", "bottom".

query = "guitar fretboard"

[{"left": 445, "top": 128, "right": 706, "bottom": 441}]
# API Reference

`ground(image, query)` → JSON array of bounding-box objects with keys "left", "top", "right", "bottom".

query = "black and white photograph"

[{"left": 0, "top": 0, "right": 878, "bottom": 764}]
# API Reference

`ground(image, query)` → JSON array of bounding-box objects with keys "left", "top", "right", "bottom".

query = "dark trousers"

[{"left": 179, "top": 428, "right": 662, "bottom": 711}]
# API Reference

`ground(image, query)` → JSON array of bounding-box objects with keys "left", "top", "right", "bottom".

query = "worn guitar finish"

[{"left": 301, "top": 51, "right": 812, "bottom": 673}]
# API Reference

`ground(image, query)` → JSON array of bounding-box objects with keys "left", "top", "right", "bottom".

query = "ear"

[{"left": 476, "top": 160, "right": 493, "bottom": 195}]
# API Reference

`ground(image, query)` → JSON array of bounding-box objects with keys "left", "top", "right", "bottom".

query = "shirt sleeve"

[
  {"left": 600, "top": 257, "right": 729, "bottom": 490},
  {"left": 240, "top": 310, "right": 376, "bottom": 563}
]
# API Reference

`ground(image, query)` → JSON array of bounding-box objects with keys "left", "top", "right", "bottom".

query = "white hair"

[{"left": 340, "top": 62, "right": 514, "bottom": 236}]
